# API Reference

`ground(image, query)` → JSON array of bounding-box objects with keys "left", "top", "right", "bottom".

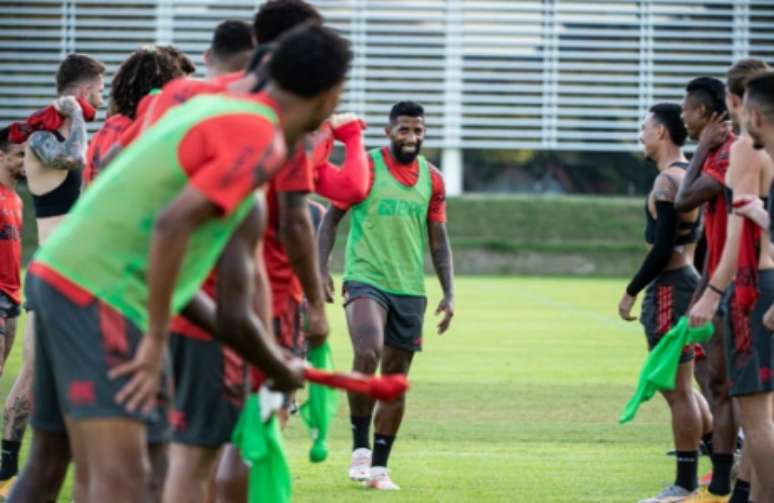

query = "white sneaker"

[
  {"left": 364, "top": 467, "right": 400, "bottom": 491},
  {"left": 348, "top": 448, "right": 372, "bottom": 481}
]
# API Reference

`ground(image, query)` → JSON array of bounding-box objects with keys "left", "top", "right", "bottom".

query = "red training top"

[
  {"left": 0, "top": 185, "right": 23, "bottom": 304},
  {"left": 701, "top": 133, "right": 736, "bottom": 277}
]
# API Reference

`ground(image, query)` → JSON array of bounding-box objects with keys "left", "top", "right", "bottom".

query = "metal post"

[{"left": 443, "top": 0, "right": 463, "bottom": 196}]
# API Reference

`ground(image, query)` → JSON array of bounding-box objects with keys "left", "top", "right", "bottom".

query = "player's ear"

[
  {"left": 203, "top": 48, "right": 211, "bottom": 66},
  {"left": 384, "top": 124, "right": 392, "bottom": 137}
]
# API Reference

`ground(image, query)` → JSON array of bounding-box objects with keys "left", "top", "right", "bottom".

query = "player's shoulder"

[{"left": 652, "top": 171, "right": 679, "bottom": 201}]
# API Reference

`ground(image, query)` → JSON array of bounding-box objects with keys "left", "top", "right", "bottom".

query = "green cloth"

[
  {"left": 232, "top": 393, "right": 292, "bottom": 503},
  {"left": 343, "top": 148, "right": 432, "bottom": 296},
  {"left": 620, "top": 316, "right": 714, "bottom": 424},
  {"left": 299, "top": 341, "right": 339, "bottom": 462},
  {"left": 34, "top": 94, "right": 274, "bottom": 331}
]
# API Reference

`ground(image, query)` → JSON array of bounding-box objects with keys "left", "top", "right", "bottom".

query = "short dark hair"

[
  {"left": 0, "top": 127, "right": 11, "bottom": 153},
  {"left": 109, "top": 47, "right": 181, "bottom": 119},
  {"left": 727, "top": 59, "right": 770, "bottom": 98},
  {"left": 56, "top": 53, "right": 106, "bottom": 94},
  {"left": 211, "top": 20, "right": 255, "bottom": 60},
  {"left": 686, "top": 76, "right": 727, "bottom": 116},
  {"left": 253, "top": 0, "right": 323, "bottom": 44},
  {"left": 649, "top": 103, "right": 687, "bottom": 147},
  {"left": 389, "top": 101, "right": 424, "bottom": 123},
  {"left": 745, "top": 72, "right": 774, "bottom": 119},
  {"left": 267, "top": 24, "right": 352, "bottom": 98},
  {"left": 158, "top": 45, "right": 196, "bottom": 75}
]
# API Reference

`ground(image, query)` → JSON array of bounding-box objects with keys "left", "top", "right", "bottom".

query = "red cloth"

[
  {"left": 733, "top": 200, "right": 761, "bottom": 316},
  {"left": 333, "top": 146, "right": 447, "bottom": 223},
  {"left": 9, "top": 97, "right": 96, "bottom": 143},
  {"left": 303, "top": 368, "right": 410, "bottom": 402},
  {"left": 175, "top": 93, "right": 285, "bottom": 215},
  {"left": 0, "top": 186, "right": 23, "bottom": 304},
  {"left": 83, "top": 114, "right": 133, "bottom": 186},
  {"left": 313, "top": 120, "right": 370, "bottom": 204},
  {"left": 702, "top": 134, "right": 736, "bottom": 277}
]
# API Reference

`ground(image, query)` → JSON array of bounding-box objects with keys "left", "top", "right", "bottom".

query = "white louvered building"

[{"left": 1, "top": 0, "right": 773, "bottom": 194}]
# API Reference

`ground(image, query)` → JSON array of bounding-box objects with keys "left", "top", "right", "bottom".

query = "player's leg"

[
  {"left": 6, "top": 429, "right": 71, "bottom": 502},
  {"left": 163, "top": 445, "right": 219, "bottom": 503},
  {"left": 147, "top": 442, "right": 169, "bottom": 503},
  {"left": 343, "top": 283, "right": 388, "bottom": 481},
  {"left": 661, "top": 358, "right": 702, "bottom": 493},
  {"left": 736, "top": 393, "right": 774, "bottom": 500},
  {"left": 0, "top": 312, "right": 34, "bottom": 489},
  {"left": 214, "top": 444, "right": 248, "bottom": 503},
  {"left": 729, "top": 441, "right": 752, "bottom": 503},
  {"left": 69, "top": 417, "right": 150, "bottom": 503}
]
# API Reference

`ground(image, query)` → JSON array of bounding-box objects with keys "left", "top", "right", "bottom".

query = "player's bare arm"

[
  {"left": 278, "top": 190, "right": 329, "bottom": 347},
  {"left": 216, "top": 207, "right": 304, "bottom": 391},
  {"left": 428, "top": 221, "right": 454, "bottom": 334},
  {"left": 28, "top": 97, "right": 87, "bottom": 171},
  {"left": 674, "top": 113, "right": 728, "bottom": 212},
  {"left": 317, "top": 205, "right": 347, "bottom": 303}
]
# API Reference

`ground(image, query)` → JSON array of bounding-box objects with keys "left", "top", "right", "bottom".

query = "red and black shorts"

[
  {"left": 273, "top": 297, "right": 304, "bottom": 355},
  {"left": 27, "top": 274, "right": 170, "bottom": 442},
  {"left": 0, "top": 290, "right": 20, "bottom": 338},
  {"left": 640, "top": 266, "right": 700, "bottom": 364},
  {"left": 169, "top": 333, "right": 247, "bottom": 447},
  {"left": 724, "top": 270, "right": 774, "bottom": 397}
]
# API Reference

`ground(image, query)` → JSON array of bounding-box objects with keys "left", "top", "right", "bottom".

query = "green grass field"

[{"left": 0, "top": 276, "right": 711, "bottom": 502}]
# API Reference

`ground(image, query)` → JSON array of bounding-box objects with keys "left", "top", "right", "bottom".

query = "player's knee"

[
  {"left": 353, "top": 346, "right": 381, "bottom": 372},
  {"left": 215, "top": 471, "right": 246, "bottom": 503},
  {"left": 91, "top": 454, "right": 150, "bottom": 499}
]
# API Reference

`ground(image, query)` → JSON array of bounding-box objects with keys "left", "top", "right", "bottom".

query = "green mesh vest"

[
  {"left": 343, "top": 148, "right": 432, "bottom": 296},
  {"left": 34, "top": 94, "right": 278, "bottom": 331}
]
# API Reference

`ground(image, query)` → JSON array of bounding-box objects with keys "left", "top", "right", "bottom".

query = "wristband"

[{"left": 708, "top": 283, "right": 725, "bottom": 296}]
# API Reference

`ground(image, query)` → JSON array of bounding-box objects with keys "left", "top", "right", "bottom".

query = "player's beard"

[{"left": 391, "top": 140, "right": 422, "bottom": 165}]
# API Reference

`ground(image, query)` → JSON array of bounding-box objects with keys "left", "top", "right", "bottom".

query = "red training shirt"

[
  {"left": 0, "top": 185, "right": 23, "bottom": 304},
  {"left": 702, "top": 133, "right": 736, "bottom": 277}
]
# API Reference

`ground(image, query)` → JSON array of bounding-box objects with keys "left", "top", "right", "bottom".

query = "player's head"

[
  {"left": 56, "top": 53, "right": 106, "bottom": 108},
  {"left": 640, "top": 103, "right": 687, "bottom": 160},
  {"left": 253, "top": 0, "right": 322, "bottom": 45},
  {"left": 0, "top": 127, "right": 26, "bottom": 181},
  {"left": 204, "top": 20, "right": 256, "bottom": 76},
  {"left": 386, "top": 101, "right": 426, "bottom": 164},
  {"left": 267, "top": 23, "right": 352, "bottom": 133},
  {"left": 726, "top": 59, "right": 770, "bottom": 124},
  {"left": 742, "top": 72, "right": 774, "bottom": 152},
  {"left": 682, "top": 77, "right": 727, "bottom": 140},
  {"left": 158, "top": 45, "right": 197, "bottom": 76},
  {"left": 108, "top": 47, "right": 182, "bottom": 119}
]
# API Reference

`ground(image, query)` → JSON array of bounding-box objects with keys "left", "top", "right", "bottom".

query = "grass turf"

[{"left": 0, "top": 276, "right": 711, "bottom": 502}]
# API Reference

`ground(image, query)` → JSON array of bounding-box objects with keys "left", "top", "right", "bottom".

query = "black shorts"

[
  {"left": 640, "top": 266, "right": 700, "bottom": 364},
  {"left": 28, "top": 274, "right": 170, "bottom": 438},
  {"left": 725, "top": 270, "right": 774, "bottom": 397},
  {"left": 273, "top": 297, "right": 304, "bottom": 355},
  {"left": 169, "top": 333, "right": 247, "bottom": 447},
  {"left": 0, "top": 290, "right": 20, "bottom": 320},
  {"left": 343, "top": 281, "right": 427, "bottom": 352}
]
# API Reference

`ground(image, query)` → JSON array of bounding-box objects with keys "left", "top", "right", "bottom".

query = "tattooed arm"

[
  {"left": 428, "top": 221, "right": 455, "bottom": 334},
  {"left": 317, "top": 205, "right": 347, "bottom": 303},
  {"left": 28, "top": 97, "right": 87, "bottom": 171}
]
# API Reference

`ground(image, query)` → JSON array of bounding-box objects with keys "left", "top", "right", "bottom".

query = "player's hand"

[
  {"left": 734, "top": 196, "right": 769, "bottom": 229},
  {"left": 689, "top": 290, "right": 720, "bottom": 327},
  {"left": 435, "top": 296, "right": 454, "bottom": 335},
  {"left": 110, "top": 335, "right": 165, "bottom": 414},
  {"left": 304, "top": 301, "right": 329, "bottom": 348},
  {"left": 266, "top": 357, "right": 306, "bottom": 393},
  {"left": 322, "top": 271, "right": 335, "bottom": 303},
  {"left": 698, "top": 112, "right": 730, "bottom": 152},
  {"left": 618, "top": 293, "right": 637, "bottom": 321},
  {"left": 764, "top": 304, "right": 774, "bottom": 331},
  {"left": 54, "top": 96, "right": 81, "bottom": 117},
  {"left": 329, "top": 113, "right": 366, "bottom": 141}
]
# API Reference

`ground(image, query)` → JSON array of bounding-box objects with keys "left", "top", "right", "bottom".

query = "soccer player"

[
  {"left": 7, "top": 24, "right": 352, "bottom": 503},
  {"left": 618, "top": 103, "right": 704, "bottom": 502},
  {"left": 690, "top": 62, "right": 774, "bottom": 503},
  {"left": 0, "top": 54, "right": 105, "bottom": 494},
  {"left": 83, "top": 47, "right": 184, "bottom": 186},
  {"left": 317, "top": 101, "right": 455, "bottom": 490},
  {"left": 0, "top": 128, "right": 25, "bottom": 375},
  {"left": 675, "top": 76, "right": 739, "bottom": 500}
]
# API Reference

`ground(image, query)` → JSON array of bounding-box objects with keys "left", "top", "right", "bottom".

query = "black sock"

[
  {"left": 708, "top": 453, "right": 734, "bottom": 495},
  {"left": 701, "top": 432, "right": 714, "bottom": 455},
  {"left": 351, "top": 416, "right": 371, "bottom": 451},
  {"left": 729, "top": 479, "right": 751, "bottom": 503},
  {"left": 371, "top": 434, "right": 396, "bottom": 468},
  {"left": 675, "top": 450, "right": 698, "bottom": 492},
  {"left": 0, "top": 440, "right": 21, "bottom": 480}
]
